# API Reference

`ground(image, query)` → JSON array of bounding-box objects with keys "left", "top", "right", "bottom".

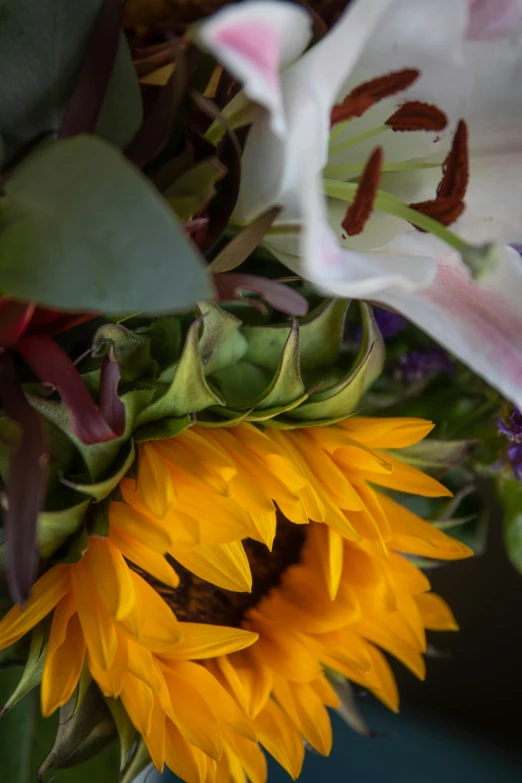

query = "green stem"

[
  {"left": 323, "top": 161, "right": 442, "bottom": 179},
  {"left": 323, "top": 178, "right": 469, "bottom": 254},
  {"left": 328, "top": 125, "right": 389, "bottom": 156}
]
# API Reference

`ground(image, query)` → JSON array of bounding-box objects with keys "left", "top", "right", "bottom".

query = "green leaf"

[
  {"left": 133, "top": 415, "right": 191, "bottom": 443},
  {"left": 0, "top": 135, "right": 212, "bottom": 313},
  {"left": 199, "top": 303, "right": 248, "bottom": 377},
  {"left": 253, "top": 320, "right": 306, "bottom": 409},
  {"left": 499, "top": 476, "right": 522, "bottom": 574},
  {"left": 29, "top": 388, "right": 153, "bottom": 480},
  {"left": 119, "top": 739, "right": 152, "bottom": 783},
  {"left": 136, "top": 319, "right": 224, "bottom": 425},
  {"left": 286, "top": 304, "right": 384, "bottom": 422},
  {"left": 38, "top": 501, "right": 90, "bottom": 559},
  {"left": 166, "top": 157, "right": 226, "bottom": 219},
  {"left": 242, "top": 299, "right": 349, "bottom": 373},
  {"left": 0, "top": 1, "right": 142, "bottom": 166},
  {"left": 62, "top": 441, "right": 135, "bottom": 501},
  {"left": 37, "top": 684, "right": 117, "bottom": 780},
  {"left": 104, "top": 698, "right": 137, "bottom": 772},
  {"left": 92, "top": 324, "right": 158, "bottom": 382},
  {"left": 1, "top": 623, "right": 48, "bottom": 714}
]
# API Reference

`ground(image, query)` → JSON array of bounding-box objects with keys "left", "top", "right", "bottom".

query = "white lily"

[
  {"left": 468, "top": 0, "right": 522, "bottom": 39},
  {"left": 198, "top": 0, "right": 522, "bottom": 408}
]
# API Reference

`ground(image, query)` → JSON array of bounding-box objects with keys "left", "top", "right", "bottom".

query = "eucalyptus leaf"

[
  {"left": 0, "top": 1, "right": 142, "bottom": 166},
  {"left": 0, "top": 135, "right": 212, "bottom": 313}
]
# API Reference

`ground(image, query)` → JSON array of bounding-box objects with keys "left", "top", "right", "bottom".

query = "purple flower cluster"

[
  {"left": 498, "top": 407, "right": 522, "bottom": 480},
  {"left": 393, "top": 349, "right": 454, "bottom": 384}
]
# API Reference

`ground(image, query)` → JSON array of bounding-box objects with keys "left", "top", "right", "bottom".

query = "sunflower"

[{"left": 0, "top": 416, "right": 471, "bottom": 782}]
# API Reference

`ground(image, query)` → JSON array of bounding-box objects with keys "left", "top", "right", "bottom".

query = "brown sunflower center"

[{"left": 140, "top": 513, "right": 306, "bottom": 628}]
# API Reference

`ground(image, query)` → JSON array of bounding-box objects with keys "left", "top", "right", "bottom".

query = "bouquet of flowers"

[{"left": 0, "top": 0, "right": 521, "bottom": 781}]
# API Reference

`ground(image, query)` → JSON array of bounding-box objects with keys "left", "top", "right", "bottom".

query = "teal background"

[{"left": 160, "top": 701, "right": 522, "bottom": 783}]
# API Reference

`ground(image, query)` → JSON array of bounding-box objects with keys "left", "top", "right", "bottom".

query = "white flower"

[
  {"left": 199, "top": 0, "right": 522, "bottom": 407},
  {"left": 468, "top": 0, "right": 522, "bottom": 40}
]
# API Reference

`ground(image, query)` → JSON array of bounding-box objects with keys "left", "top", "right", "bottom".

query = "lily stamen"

[{"left": 341, "top": 147, "right": 384, "bottom": 236}]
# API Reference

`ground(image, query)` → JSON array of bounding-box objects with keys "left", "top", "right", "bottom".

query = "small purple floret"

[
  {"left": 497, "top": 407, "right": 522, "bottom": 480},
  {"left": 394, "top": 349, "right": 454, "bottom": 384},
  {"left": 374, "top": 308, "right": 408, "bottom": 340}
]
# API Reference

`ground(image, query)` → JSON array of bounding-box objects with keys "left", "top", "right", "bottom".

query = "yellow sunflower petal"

[
  {"left": 272, "top": 676, "right": 332, "bottom": 756},
  {"left": 354, "top": 617, "right": 426, "bottom": 680},
  {"left": 127, "top": 640, "right": 163, "bottom": 692},
  {"left": 288, "top": 431, "right": 365, "bottom": 512},
  {"left": 180, "top": 428, "right": 238, "bottom": 483},
  {"left": 118, "top": 570, "right": 182, "bottom": 651},
  {"left": 253, "top": 699, "right": 304, "bottom": 780},
  {"left": 160, "top": 623, "right": 258, "bottom": 660},
  {"left": 172, "top": 542, "right": 252, "bottom": 593},
  {"left": 309, "top": 675, "right": 341, "bottom": 709},
  {"left": 339, "top": 417, "right": 435, "bottom": 448},
  {"left": 388, "top": 551, "right": 431, "bottom": 594},
  {"left": 224, "top": 730, "right": 268, "bottom": 783},
  {"left": 109, "top": 527, "right": 179, "bottom": 589},
  {"left": 380, "top": 493, "right": 473, "bottom": 560},
  {"left": 415, "top": 592, "right": 459, "bottom": 631},
  {"left": 143, "top": 694, "right": 166, "bottom": 772},
  {"left": 169, "top": 659, "right": 256, "bottom": 742},
  {"left": 138, "top": 443, "right": 176, "bottom": 518},
  {"left": 41, "top": 610, "right": 85, "bottom": 716},
  {"left": 165, "top": 720, "right": 208, "bottom": 783},
  {"left": 163, "top": 664, "right": 223, "bottom": 760},
  {"left": 342, "top": 543, "right": 397, "bottom": 615},
  {"left": 365, "top": 644, "right": 400, "bottom": 712},
  {"left": 245, "top": 612, "right": 322, "bottom": 683},
  {"left": 84, "top": 538, "right": 136, "bottom": 621},
  {"left": 230, "top": 647, "right": 274, "bottom": 720},
  {"left": 71, "top": 560, "right": 118, "bottom": 670},
  {"left": 0, "top": 565, "right": 70, "bottom": 649},
  {"left": 120, "top": 672, "right": 154, "bottom": 736},
  {"left": 367, "top": 454, "right": 453, "bottom": 497},
  {"left": 232, "top": 424, "right": 307, "bottom": 492},
  {"left": 209, "top": 651, "right": 273, "bottom": 720},
  {"left": 109, "top": 501, "right": 173, "bottom": 551}
]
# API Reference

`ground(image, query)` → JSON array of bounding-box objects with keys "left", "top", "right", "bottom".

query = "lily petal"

[
  {"left": 468, "top": 0, "right": 522, "bottom": 39},
  {"left": 375, "top": 242, "right": 522, "bottom": 408},
  {"left": 198, "top": 0, "right": 313, "bottom": 137}
]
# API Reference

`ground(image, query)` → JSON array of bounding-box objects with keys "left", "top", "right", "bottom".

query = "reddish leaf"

[
  {"left": 213, "top": 274, "right": 309, "bottom": 317},
  {"left": 191, "top": 93, "right": 242, "bottom": 251},
  {"left": 16, "top": 335, "right": 121, "bottom": 445},
  {"left": 0, "top": 351, "right": 48, "bottom": 604},
  {"left": 126, "top": 38, "right": 188, "bottom": 169},
  {"left": 59, "top": 0, "right": 123, "bottom": 138},
  {"left": 99, "top": 347, "right": 126, "bottom": 436},
  {"left": 0, "top": 300, "right": 36, "bottom": 347}
]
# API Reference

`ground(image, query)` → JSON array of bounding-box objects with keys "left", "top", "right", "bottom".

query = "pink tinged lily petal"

[
  {"left": 198, "top": 0, "right": 313, "bottom": 137},
  {"left": 376, "top": 246, "right": 522, "bottom": 409},
  {"left": 468, "top": 0, "right": 522, "bottom": 39}
]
